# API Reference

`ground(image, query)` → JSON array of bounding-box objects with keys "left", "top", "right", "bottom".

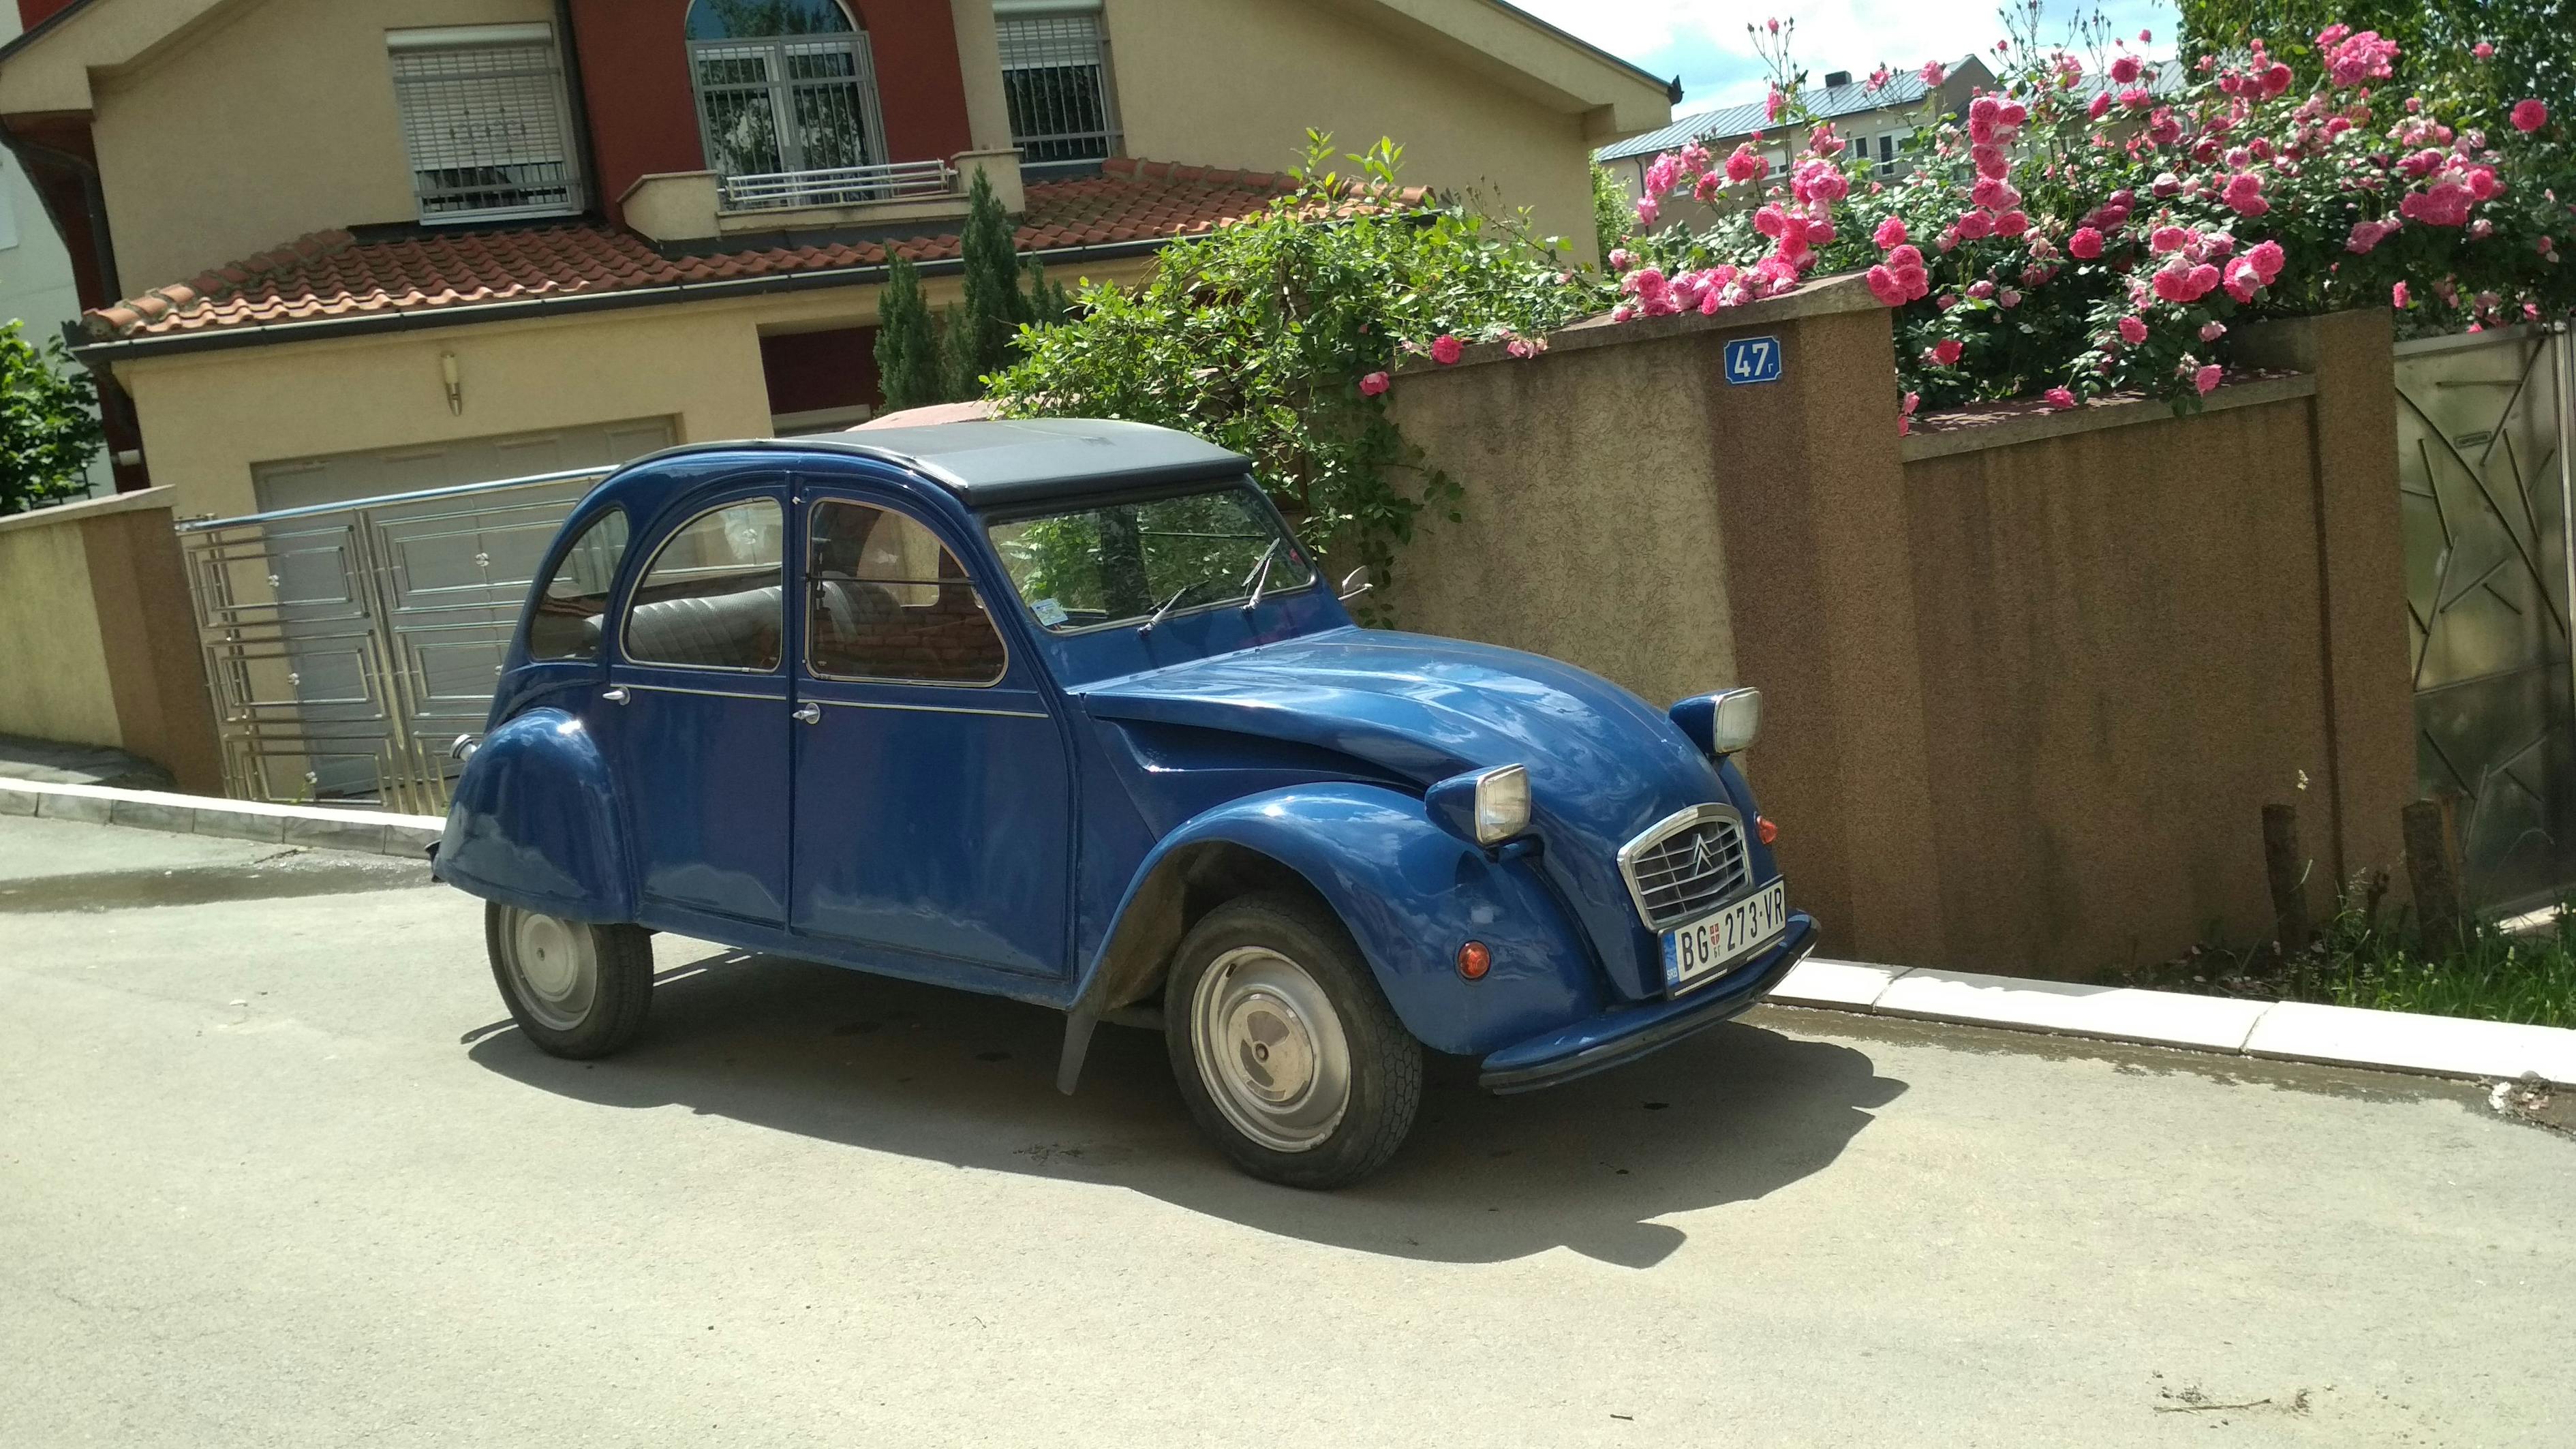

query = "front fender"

[
  {"left": 1080, "top": 783, "right": 1606, "bottom": 1056},
  {"left": 433, "top": 707, "right": 633, "bottom": 923}
]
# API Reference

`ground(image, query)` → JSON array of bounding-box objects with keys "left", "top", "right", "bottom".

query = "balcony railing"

[{"left": 720, "top": 159, "right": 956, "bottom": 213}]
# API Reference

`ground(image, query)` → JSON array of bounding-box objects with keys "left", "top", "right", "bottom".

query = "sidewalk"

[
  {"left": 5, "top": 770, "right": 2573, "bottom": 1090},
  {"left": 0, "top": 733, "right": 174, "bottom": 791}
]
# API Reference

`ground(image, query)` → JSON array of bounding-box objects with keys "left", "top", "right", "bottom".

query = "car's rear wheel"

[
  {"left": 1165, "top": 893, "right": 1422, "bottom": 1189},
  {"left": 486, "top": 902, "right": 654, "bottom": 1058}
]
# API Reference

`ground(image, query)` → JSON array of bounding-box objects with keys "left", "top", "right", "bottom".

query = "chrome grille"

[{"left": 1619, "top": 808, "right": 1751, "bottom": 930}]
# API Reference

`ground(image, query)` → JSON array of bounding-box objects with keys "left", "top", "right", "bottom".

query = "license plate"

[{"left": 1661, "top": 881, "right": 1788, "bottom": 993}]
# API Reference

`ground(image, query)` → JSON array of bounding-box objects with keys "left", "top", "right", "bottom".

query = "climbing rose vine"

[{"left": 1611, "top": 12, "right": 2573, "bottom": 421}]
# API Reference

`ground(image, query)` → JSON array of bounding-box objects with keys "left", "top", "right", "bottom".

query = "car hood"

[{"left": 1076, "top": 627, "right": 1736, "bottom": 996}]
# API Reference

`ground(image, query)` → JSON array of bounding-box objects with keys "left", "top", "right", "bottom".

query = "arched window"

[{"left": 686, "top": 0, "right": 889, "bottom": 187}]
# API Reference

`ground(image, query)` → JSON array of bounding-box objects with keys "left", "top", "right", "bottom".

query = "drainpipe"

[
  {"left": 553, "top": 0, "right": 607, "bottom": 222},
  {"left": 0, "top": 115, "right": 147, "bottom": 491}
]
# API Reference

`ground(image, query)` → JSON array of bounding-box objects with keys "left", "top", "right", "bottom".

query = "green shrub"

[
  {"left": 990, "top": 134, "right": 1608, "bottom": 594},
  {"left": 0, "top": 320, "right": 102, "bottom": 517}
]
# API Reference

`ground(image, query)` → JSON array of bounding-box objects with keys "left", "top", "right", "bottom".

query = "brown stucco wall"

[
  {"left": 0, "top": 488, "right": 221, "bottom": 791},
  {"left": 1387, "top": 290, "right": 2412, "bottom": 981},
  {"left": 1897, "top": 396, "right": 2339, "bottom": 976}
]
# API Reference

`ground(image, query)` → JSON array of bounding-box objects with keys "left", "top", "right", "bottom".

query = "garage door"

[{"left": 243, "top": 419, "right": 674, "bottom": 801}]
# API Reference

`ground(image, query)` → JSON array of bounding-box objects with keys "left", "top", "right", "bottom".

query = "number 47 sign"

[{"left": 1723, "top": 335, "right": 1783, "bottom": 385}]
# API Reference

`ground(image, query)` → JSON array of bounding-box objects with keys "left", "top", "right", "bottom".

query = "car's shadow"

[{"left": 467, "top": 947, "right": 1907, "bottom": 1266}]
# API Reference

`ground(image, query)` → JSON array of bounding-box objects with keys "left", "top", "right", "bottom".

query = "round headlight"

[{"left": 1472, "top": 764, "right": 1531, "bottom": 846}]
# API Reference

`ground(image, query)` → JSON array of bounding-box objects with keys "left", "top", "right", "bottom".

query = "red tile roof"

[{"left": 85, "top": 159, "right": 1393, "bottom": 344}]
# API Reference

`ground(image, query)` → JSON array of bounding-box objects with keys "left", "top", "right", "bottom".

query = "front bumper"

[{"left": 1476, "top": 911, "right": 1818, "bottom": 1093}]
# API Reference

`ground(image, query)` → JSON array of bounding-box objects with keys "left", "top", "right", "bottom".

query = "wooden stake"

[
  {"left": 2261, "top": 803, "right": 2310, "bottom": 951},
  {"left": 2401, "top": 799, "right": 2464, "bottom": 947}
]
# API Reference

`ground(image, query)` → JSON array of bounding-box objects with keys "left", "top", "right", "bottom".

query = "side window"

[
  {"left": 807, "top": 500, "right": 1007, "bottom": 685},
  {"left": 621, "top": 499, "right": 785, "bottom": 671},
  {"left": 525, "top": 509, "right": 630, "bottom": 661}
]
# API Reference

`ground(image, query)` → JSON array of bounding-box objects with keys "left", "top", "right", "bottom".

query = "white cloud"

[{"left": 1516, "top": 0, "right": 2177, "bottom": 111}]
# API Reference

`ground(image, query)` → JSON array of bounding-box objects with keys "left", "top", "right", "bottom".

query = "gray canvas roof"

[{"left": 812, "top": 418, "right": 1253, "bottom": 506}]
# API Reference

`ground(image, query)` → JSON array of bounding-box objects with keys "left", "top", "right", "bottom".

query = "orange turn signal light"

[
  {"left": 1757, "top": 814, "right": 1779, "bottom": 845},
  {"left": 1456, "top": 941, "right": 1492, "bottom": 980}
]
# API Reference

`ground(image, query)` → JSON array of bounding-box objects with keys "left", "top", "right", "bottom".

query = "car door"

[
  {"left": 604, "top": 478, "right": 794, "bottom": 926},
  {"left": 786, "top": 482, "right": 1074, "bottom": 978}
]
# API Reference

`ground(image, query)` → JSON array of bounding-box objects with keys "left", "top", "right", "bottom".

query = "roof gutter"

[{"left": 68, "top": 232, "right": 1176, "bottom": 367}]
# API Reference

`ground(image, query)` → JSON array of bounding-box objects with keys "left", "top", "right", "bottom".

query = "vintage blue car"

[{"left": 435, "top": 418, "right": 1814, "bottom": 1188}]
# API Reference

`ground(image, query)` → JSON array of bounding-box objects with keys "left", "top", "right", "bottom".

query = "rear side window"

[
  {"left": 525, "top": 509, "right": 630, "bottom": 661},
  {"left": 620, "top": 499, "right": 786, "bottom": 671}
]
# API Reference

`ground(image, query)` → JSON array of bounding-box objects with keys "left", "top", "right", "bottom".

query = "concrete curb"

[
  {"left": 0, "top": 778, "right": 442, "bottom": 860},
  {"left": 7, "top": 775, "right": 2569, "bottom": 1087},
  {"left": 1775, "top": 958, "right": 2576, "bottom": 1088}
]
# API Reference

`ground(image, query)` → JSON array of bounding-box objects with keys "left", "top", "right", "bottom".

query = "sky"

[{"left": 1509, "top": 0, "right": 2179, "bottom": 115}]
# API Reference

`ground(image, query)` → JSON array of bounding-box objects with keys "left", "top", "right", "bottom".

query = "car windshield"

[{"left": 985, "top": 482, "right": 1316, "bottom": 632}]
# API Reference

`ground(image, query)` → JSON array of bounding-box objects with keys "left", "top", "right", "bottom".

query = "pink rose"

[
  {"left": 2474, "top": 42, "right": 2495, "bottom": 61},
  {"left": 1873, "top": 215, "right": 1908, "bottom": 249},
  {"left": 1967, "top": 279, "right": 1995, "bottom": 300},
  {"left": 2110, "top": 55, "right": 2143, "bottom": 85},
  {"left": 2118, "top": 316, "right": 2149, "bottom": 345},
  {"left": 2245, "top": 239, "right": 2284, "bottom": 283},
  {"left": 1607, "top": 247, "right": 1634, "bottom": 272},
  {"left": 1358, "top": 371, "right": 1390, "bottom": 397},
  {"left": 2261, "top": 63, "right": 2292, "bottom": 97},
  {"left": 2150, "top": 225, "right": 2192, "bottom": 254},
  {"left": 2068, "top": 226, "right": 2105, "bottom": 259},
  {"left": 2223, "top": 258, "right": 2260, "bottom": 303},
  {"left": 2088, "top": 93, "right": 2112, "bottom": 121},
  {"left": 2200, "top": 320, "right": 2227, "bottom": 342},
  {"left": 2512, "top": 100, "right": 2548, "bottom": 133},
  {"left": 1994, "top": 210, "right": 2030, "bottom": 237},
  {"left": 1430, "top": 334, "right": 1464, "bottom": 365},
  {"left": 1955, "top": 209, "right": 1994, "bottom": 241},
  {"left": 2044, "top": 387, "right": 2076, "bottom": 410},
  {"left": 1724, "top": 144, "right": 1768, "bottom": 183},
  {"left": 2195, "top": 364, "right": 2223, "bottom": 395},
  {"left": 1932, "top": 339, "right": 1965, "bottom": 366},
  {"left": 1920, "top": 61, "right": 1946, "bottom": 87},
  {"left": 1865, "top": 266, "right": 1909, "bottom": 307},
  {"left": 2392, "top": 280, "right": 2410, "bottom": 308}
]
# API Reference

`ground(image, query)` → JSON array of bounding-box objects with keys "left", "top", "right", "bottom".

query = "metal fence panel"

[
  {"left": 179, "top": 468, "right": 607, "bottom": 814},
  {"left": 2397, "top": 323, "right": 2576, "bottom": 911}
]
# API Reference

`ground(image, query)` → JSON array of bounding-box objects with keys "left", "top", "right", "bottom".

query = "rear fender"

[
  {"left": 1071, "top": 784, "right": 1603, "bottom": 1061},
  {"left": 433, "top": 707, "right": 632, "bottom": 923}
]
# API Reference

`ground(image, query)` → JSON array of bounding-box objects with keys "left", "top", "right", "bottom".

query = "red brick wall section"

[
  {"left": 760, "top": 326, "right": 883, "bottom": 415},
  {"left": 566, "top": 0, "right": 970, "bottom": 227}
]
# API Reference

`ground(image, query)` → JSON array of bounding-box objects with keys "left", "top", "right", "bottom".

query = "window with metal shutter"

[
  {"left": 997, "top": 10, "right": 1120, "bottom": 172},
  {"left": 388, "top": 26, "right": 584, "bottom": 224}
]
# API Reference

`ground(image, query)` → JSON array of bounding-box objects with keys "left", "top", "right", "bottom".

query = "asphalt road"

[{"left": 3, "top": 813, "right": 2571, "bottom": 1447}]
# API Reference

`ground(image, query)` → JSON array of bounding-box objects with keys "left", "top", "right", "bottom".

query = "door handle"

[
  {"left": 793, "top": 703, "right": 823, "bottom": 724},
  {"left": 601, "top": 687, "right": 630, "bottom": 705}
]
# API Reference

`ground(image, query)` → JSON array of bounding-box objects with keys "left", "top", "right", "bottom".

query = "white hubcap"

[
  {"left": 504, "top": 907, "right": 599, "bottom": 1031},
  {"left": 1192, "top": 947, "right": 1351, "bottom": 1153}
]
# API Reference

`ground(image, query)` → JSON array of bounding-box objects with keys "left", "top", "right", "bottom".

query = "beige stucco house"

[{"left": 0, "top": 0, "right": 1672, "bottom": 523}]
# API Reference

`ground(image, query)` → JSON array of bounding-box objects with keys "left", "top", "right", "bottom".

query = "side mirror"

[{"left": 1338, "top": 566, "right": 1374, "bottom": 602}]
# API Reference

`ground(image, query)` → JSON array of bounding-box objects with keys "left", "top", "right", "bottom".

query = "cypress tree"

[
  {"left": 944, "top": 168, "right": 1034, "bottom": 398},
  {"left": 874, "top": 255, "right": 947, "bottom": 413}
]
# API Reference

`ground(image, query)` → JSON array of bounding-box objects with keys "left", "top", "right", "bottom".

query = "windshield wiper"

[
  {"left": 1137, "top": 582, "right": 1194, "bottom": 634},
  {"left": 1240, "top": 538, "right": 1284, "bottom": 612}
]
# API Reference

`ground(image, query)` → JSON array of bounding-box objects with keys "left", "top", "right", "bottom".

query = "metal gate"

[
  {"left": 2399, "top": 322, "right": 2576, "bottom": 913},
  {"left": 179, "top": 468, "right": 610, "bottom": 814}
]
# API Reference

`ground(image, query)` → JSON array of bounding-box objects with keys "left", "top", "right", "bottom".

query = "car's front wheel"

[
  {"left": 1165, "top": 894, "right": 1422, "bottom": 1189},
  {"left": 485, "top": 902, "right": 654, "bottom": 1058}
]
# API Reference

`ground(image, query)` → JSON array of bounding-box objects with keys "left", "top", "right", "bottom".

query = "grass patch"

[{"left": 2126, "top": 889, "right": 2576, "bottom": 1030}]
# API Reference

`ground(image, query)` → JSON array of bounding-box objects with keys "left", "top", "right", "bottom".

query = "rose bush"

[{"left": 1612, "top": 8, "right": 2574, "bottom": 421}]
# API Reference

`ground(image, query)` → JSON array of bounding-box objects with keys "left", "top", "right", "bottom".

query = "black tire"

[
  {"left": 485, "top": 901, "right": 655, "bottom": 1059},
  {"left": 1165, "top": 892, "right": 1423, "bottom": 1189}
]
